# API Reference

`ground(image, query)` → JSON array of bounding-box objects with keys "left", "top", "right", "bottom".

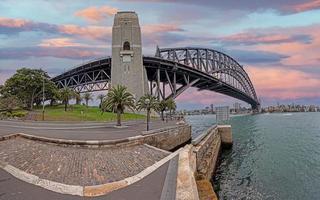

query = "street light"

[
  {"left": 145, "top": 98, "right": 150, "bottom": 131},
  {"left": 42, "top": 74, "right": 45, "bottom": 121}
]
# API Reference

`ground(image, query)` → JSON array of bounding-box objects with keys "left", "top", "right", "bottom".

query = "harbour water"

[{"left": 186, "top": 113, "right": 320, "bottom": 200}]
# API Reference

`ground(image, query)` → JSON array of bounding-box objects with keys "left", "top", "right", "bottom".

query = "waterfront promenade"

[{"left": 0, "top": 120, "right": 184, "bottom": 200}]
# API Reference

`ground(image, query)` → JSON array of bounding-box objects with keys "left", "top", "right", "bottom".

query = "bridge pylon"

[{"left": 111, "top": 11, "right": 148, "bottom": 100}]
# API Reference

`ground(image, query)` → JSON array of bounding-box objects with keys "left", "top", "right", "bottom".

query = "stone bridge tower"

[{"left": 111, "top": 11, "right": 148, "bottom": 100}]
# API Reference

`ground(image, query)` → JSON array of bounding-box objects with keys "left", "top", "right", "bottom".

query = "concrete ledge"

[
  {"left": 218, "top": 125, "right": 233, "bottom": 148},
  {"left": 3, "top": 164, "right": 83, "bottom": 196},
  {"left": 176, "top": 145, "right": 199, "bottom": 200},
  {"left": 192, "top": 125, "right": 217, "bottom": 145}
]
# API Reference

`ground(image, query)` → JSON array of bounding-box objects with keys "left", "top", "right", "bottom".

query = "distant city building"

[
  {"left": 233, "top": 102, "right": 241, "bottom": 110},
  {"left": 216, "top": 106, "right": 230, "bottom": 124}
]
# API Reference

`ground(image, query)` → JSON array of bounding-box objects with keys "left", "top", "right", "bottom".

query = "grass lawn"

[{"left": 33, "top": 104, "right": 145, "bottom": 122}]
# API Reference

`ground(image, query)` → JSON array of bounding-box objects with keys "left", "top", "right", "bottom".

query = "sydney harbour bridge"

[{"left": 52, "top": 11, "right": 260, "bottom": 110}]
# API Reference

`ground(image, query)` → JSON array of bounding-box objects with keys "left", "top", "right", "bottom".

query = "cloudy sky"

[{"left": 0, "top": 0, "right": 320, "bottom": 109}]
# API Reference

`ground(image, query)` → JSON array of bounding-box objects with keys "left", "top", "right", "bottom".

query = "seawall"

[{"left": 175, "top": 124, "right": 232, "bottom": 200}]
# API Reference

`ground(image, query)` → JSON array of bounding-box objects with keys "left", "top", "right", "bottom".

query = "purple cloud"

[
  {"left": 0, "top": 46, "right": 105, "bottom": 60},
  {"left": 116, "top": 0, "right": 319, "bottom": 13}
]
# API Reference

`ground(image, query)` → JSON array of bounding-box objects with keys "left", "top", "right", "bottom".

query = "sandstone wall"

[
  {"left": 193, "top": 126, "right": 221, "bottom": 180},
  {"left": 142, "top": 124, "right": 191, "bottom": 151}
]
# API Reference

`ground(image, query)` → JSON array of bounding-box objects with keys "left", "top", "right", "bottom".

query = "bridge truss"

[{"left": 52, "top": 47, "right": 260, "bottom": 109}]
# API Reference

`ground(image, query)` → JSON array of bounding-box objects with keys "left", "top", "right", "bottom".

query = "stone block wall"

[
  {"left": 142, "top": 124, "right": 191, "bottom": 151},
  {"left": 193, "top": 126, "right": 221, "bottom": 180}
]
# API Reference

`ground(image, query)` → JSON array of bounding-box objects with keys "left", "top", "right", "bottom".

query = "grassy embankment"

[{"left": 32, "top": 104, "right": 145, "bottom": 121}]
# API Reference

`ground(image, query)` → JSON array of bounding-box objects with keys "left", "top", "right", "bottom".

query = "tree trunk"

[
  {"left": 169, "top": 110, "right": 172, "bottom": 120},
  {"left": 147, "top": 108, "right": 150, "bottom": 131},
  {"left": 64, "top": 99, "right": 68, "bottom": 111},
  {"left": 116, "top": 108, "right": 121, "bottom": 126},
  {"left": 161, "top": 110, "right": 164, "bottom": 121},
  {"left": 30, "top": 89, "right": 36, "bottom": 110}
]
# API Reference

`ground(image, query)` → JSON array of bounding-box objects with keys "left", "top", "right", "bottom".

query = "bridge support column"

[{"left": 111, "top": 11, "right": 148, "bottom": 100}]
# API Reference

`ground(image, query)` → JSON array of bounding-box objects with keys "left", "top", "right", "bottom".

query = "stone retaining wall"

[
  {"left": 142, "top": 124, "right": 191, "bottom": 151},
  {"left": 0, "top": 124, "right": 191, "bottom": 152},
  {"left": 193, "top": 126, "right": 221, "bottom": 180}
]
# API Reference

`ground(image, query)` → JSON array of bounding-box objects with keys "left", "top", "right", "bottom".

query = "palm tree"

[
  {"left": 82, "top": 92, "right": 93, "bottom": 107},
  {"left": 137, "top": 94, "right": 159, "bottom": 131},
  {"left": 102, "top": 85, "right": 135, "bottom": 126},
  {"left": 166, "top": 98, "right": 176, "bottom": 120},
  {"left": 74, "top": 92, "right": 82, "bottom": 105},
  {"left": 97, "top": 94, "right": 106, "bottom": 108},
  {"left": 158, "top": 100, "right": 167, "bottom": 121},
  {"left": 59, "top": 87, "right": 75, "bottom": 111}
]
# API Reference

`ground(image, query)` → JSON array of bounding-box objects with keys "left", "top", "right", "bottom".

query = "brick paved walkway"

[{"left": 0, "top": 137, "right": 169, "bottom": 186}]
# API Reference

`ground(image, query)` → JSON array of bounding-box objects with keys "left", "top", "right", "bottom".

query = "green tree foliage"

[
  {"left": 59, "top": 87, "right": 76, "bottom": 111},
  {"left": 137, "top": 94, "right": 159, "bottom": 129},
  {"left": 0, "top": 95, "right": 21, "bottom": 113},
  {"left": 102, "top": 85, "right": 135, "bottom": 126},
  {"left": 0, "top": 85, "right": 4, "bottom": 96},
  {"left": 97, "top": 94, "right": 106, "bottom": 108},
  {"left": 158, "top": 100, "right": 167, "bottom": 121},
  {"left": 2, "top": 68, "right": 58, "bottom": 110},
  {"left": 74, "top": 92, "right": 82, "bottom": 105},
  {"left": 166, "top": 98, "right": 176, "bottom": 119},
  {"left": 82, "top": 92, "right": 93, "bottom": 107}
]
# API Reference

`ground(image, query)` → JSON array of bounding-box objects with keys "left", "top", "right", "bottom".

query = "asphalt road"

[{"left": 0, "top": 120, "right": 177, "bottom": 140}]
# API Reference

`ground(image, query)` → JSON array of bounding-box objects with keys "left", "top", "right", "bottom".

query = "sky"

[{"left": 0, "top": 0, "right": 319, "bottom": 109}]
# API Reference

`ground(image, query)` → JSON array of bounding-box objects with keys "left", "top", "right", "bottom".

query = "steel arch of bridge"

[{"left": 52, "top": 47, "right": 260, "bottom": 109}]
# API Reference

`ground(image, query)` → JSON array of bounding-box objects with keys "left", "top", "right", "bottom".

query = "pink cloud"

[
  {"left": 219, "top": 32, "right": 310, "bottom": 45},
  {"left": 0, "top": 17, "right": 29, "bottom": 28},
  {"left": 289, "top": 0, "right": 320, "bottom": 12},
  {"left": 38, "top": 38, "right": 84, "bottom": 47},
  {"left": 142, "top": 24, "right": 183, "bottom": 35},
  {"left": 247, "top": 66, "right": 320, "bottom": 100},
  {"left": 75, "top": 6, "right": 118, "bottom": 22},
  {"left": 253, "top": 25, "right": 320, "bottom": 67},
  {"left": 59, "top": 25, "right": 112, "bottom": 40},
  {"left": 176, "top": 87, "right": 238, "bottom": 106}
]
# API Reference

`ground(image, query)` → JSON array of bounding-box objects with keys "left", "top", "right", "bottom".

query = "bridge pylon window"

[{"left": 123, "top": 41, "right": 130, "bottom": 51}]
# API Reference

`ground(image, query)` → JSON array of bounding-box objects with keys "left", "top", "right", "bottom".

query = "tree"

[
  {"left": 166, "top": 98, "right": 176, "bottom": 120},
  {"left": 158, "top": 100, "right": 167, "bottom": 121},
  {"left": 0, "top": 85, "right": 4, "bottom": 97},
  {"left": 74, "top": 92, "right": 82, "bottom": 105},
  {"left": 0, "top": 95, "right": 21, "bottom": 113},
  {"left": 97, "top": 94, "right": 106, "bottom": 108},
  {"left": 2, "top": 68, "right": 57, "bottom": 110},
  {"left": 137, "top": 94, "right": 159, "bottom": 131},
  {"left": 102, "top": 85, "right": 135, "bottom": 126},
  {"left": 82, "top": 92, "right": 93, "bottom": 107},
  {"left": 59, "top": 87, "right": 75, "bottom": 111}
]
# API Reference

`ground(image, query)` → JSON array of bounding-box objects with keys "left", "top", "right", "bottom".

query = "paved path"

[
  {"left": 0, "top": 161, "right": 173, "bottom": 200},
  {"left": 0, "top": 120, "right": 177, "bottom": 140},
  {"left": 0, "top": 137, "right": 169, "bottom": 186},
  {"left": 0, "top": 120, "right": 180, "bottom": 199}
]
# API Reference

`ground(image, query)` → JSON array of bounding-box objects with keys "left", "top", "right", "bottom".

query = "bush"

[
  {"left": 12, "top": 111, "right": 27, "bottom": 118},
  {"left": 0, "top": 111, "right": 27, "bottom": 119}
]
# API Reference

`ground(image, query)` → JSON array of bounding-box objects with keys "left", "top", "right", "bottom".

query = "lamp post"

[
  {"left": 145, "top": 98, "right": 150, "bottom": 131},
  {"left": 42, "top": 74, "right": 45, "bottom": 121}
]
